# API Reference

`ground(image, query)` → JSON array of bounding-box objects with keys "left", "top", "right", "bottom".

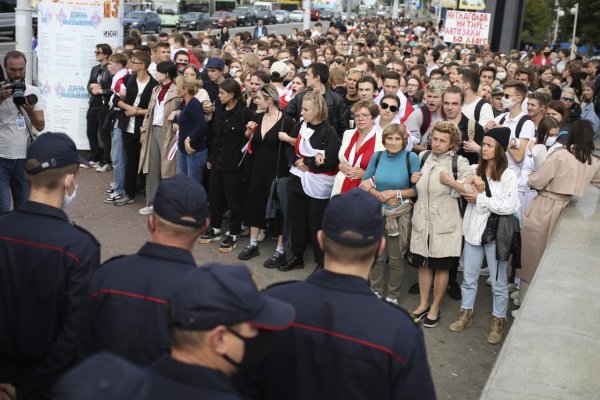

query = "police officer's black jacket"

[
  {"left": 257, "top": 269, "right": 436, "bottom": 400},
  {"left": 208, "top": 101, "right": 253, "bottom": 171},
  {"left": 80, "top": 242, "right": 196, "bottom": 366},
  {"left": 284, "top": 88, "right": 350, "bottom": 136},
  {"left": 145, "top": 355, "right": 242, "bottom": 399},
  {"left": 0, "top": 201, "right": 100, "bottom": 400}
]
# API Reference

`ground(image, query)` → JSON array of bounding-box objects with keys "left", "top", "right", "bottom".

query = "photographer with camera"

[{"left": 0, "top": 51, "right": 45, "bottom": 214}]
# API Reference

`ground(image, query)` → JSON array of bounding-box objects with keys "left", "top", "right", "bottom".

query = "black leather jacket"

[{"left": 87, "top": 63, "right": 112, "bottom": 107}]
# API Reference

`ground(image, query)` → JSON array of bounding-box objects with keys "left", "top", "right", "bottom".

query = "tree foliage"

[
  {"left": 521, "top": 0, "right": 554, "bottom": 45},
  {"left": 557, "top": 0, "right": 600, "bottom": 48}
]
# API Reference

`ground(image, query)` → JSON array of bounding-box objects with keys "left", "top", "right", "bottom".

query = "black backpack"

[
  {"left": 498, "top": 114, "right": 530, "bottom": 138},
  {"left": 420, "top": 106, "right": 432, "bottom": 137},
  {"left": 474, "top": 98, "right": 486, "bottom": 123}
]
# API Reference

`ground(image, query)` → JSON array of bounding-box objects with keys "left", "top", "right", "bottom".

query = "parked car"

[
  {"left": 176, "top": 12, "right": 211, "bottom": 30},
  {"left": 231, "top": 6, "right": 256, "bottom": 26},
  {"left": 123, "top": 11, "right": 162, "bottom": 34},
  {"left": 319, "top": 10, "right": 332, "bottom": 20},
  {"left": 254, "top": 6, "right": 276, "bottom": 24},
  {"left": 310, "top": 8, "right": 320, "bottom": 21},
  {"left": 209, "top": 11, "right": 236, "bottom": 28},
  {"left": 290, "top": 10, "right": 304, "bottom": 22},
  {"left": 274, "top": 10, "right": 290, "bottom": 23}
]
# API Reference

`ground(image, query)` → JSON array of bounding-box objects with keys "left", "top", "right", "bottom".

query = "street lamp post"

[
  {"left": 553, "top": 7, "right": 565, "bottom": 44},
  {"left": 570, "top": 2, "right": 579, "bottom": 58}
]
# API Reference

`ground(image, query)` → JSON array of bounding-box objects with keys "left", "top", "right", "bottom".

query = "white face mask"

[
  {"left": 501, "top": 97, "right": 516, "bottom": 110},
  {"left": 229, "top": 67, "right": 239, "bottom": 76},
  {"left": 496, "top": 71, "right": 507, "bottom": 81},
  {"left": 545, "top": 136, "right": 558, "bottom": 147},
  {"left": 302, "top": 59, "right": 312, "bottom": 68},
  {"left": 63, "top": 183, "right": 78, "bottom": 209},
  {"left": 202, "top": 44, "right": 210, "bottom": 52}
]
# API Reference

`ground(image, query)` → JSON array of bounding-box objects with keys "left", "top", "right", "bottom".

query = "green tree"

[
  {"left": 557, "top": 0, "right": 600, "bottom": 51},
  {"left": 521, "top": 0, "right": 554, "bottom": 45}
]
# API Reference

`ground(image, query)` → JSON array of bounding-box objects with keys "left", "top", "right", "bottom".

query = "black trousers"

[
  {"left": 122, "top": 131, "right": 141, "bottom": 199},
  {"left": 289, "top": 178, "right": 328, "bottom": 265},
  {"left": 86, "top": 105, "right": 108, "bottom": 163},
  {"left": 209, "top": 168, "right": 243, "bottom": 236},
  {"left": 246, "top": 166, "right": 283, "bottom": 234}
]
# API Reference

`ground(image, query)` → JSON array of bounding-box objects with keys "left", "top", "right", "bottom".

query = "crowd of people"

[{"left": 2, "top": 13, "right": 600, "bottom": 400}]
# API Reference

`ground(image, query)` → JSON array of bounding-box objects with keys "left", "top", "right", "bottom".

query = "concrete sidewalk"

[{"left": 69, "top": 168, "right": 515, "bottom": 399}]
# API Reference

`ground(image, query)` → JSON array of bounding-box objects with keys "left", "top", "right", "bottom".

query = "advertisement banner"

[
  {"left": 313, "top": 0, "right": 339, "bottom": 10},
  {"left": 443, "top": 10, "right": 490, "bottom": 45},
  {"left": 37, "top": 0, "right": 123, "bottom": 149}
]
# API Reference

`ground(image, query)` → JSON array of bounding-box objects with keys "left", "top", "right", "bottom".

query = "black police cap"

[
  {"left": 322, "top": 188, "right": 383, "bottom": 247},
  {"left": 169, "top": 263, "right": 295, "bottom": 331},
  {"left": 26, "top": 132, "right": 90, "bottom": 174},
  {"left": 152, "top": 174, "right": 208, "bottom": 228},
  {"left": 53, "top": 353, "right": 149, "bottom": 400}
]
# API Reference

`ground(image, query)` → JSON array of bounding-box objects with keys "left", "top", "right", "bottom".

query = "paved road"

[{"left": 68, "top": 166, "right": 517, "bottom": 399}]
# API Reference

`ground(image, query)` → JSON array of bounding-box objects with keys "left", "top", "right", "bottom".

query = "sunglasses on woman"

[{"left": 380, "top": 102, "right": 398, "bottom": 113}]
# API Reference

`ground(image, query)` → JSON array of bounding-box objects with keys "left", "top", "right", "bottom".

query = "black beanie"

[
  {"left": 484, "top": 127, "right": 511, "bottom": 151},
  {"left": 157, "top": 61, "right": 177, "bottom": 81}
]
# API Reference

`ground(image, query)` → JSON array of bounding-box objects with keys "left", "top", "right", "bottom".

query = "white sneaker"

[
  {"left": 257, "top": 229, "right": 266, "bottom": 242},
  {"left": 385, "top": 297, "right": 398, "bottom": 305},
  {"left": 485, "top": 277, "right": 492, "bottom": 286},
  {"left": 139, "top": 205, "right": 154, "bottom": 215},
  {"left": 507, "top": 283, "right": 518, "bottom": 293},
  {"left": 480, "top": 267, "right": 490, "bottom": 276},
  {"left": 511, "top": 309, "right": 519, "bottom": 318},
  {"left": 510, "top": 290, "right": 520, "bottom": 300},
  {"left": 513, "top": 298, "right": 521, "bottom": 307},
  {"left": 96, "top": 164, "right": 113, "bottom": 173}
]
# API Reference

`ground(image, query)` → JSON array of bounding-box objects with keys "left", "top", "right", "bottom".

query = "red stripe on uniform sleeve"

[
  {"left": 290, "top": 322, "right": 404, "bottom": 363},
  {"left": 89, "top": 289, "right": 167, "bottom": 305},
  {"left": 0, "top": 236, "right": 81, "bottom": 265}
]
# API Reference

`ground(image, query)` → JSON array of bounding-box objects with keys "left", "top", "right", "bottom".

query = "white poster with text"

[{"left": 443, "top": 10, "right": 491, "bottom": 46}]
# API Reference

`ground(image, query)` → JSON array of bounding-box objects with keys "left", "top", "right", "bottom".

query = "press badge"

[{"left": 15, "top": 115, "right": 26, "bottom": 130}]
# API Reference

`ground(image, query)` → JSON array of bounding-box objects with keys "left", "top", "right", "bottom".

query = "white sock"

[
  {"left": 231, "top": 235, "right": 237, "bottom": 241},
  {"left": 276, "top": 245, "right": 285, "bottom": 254},
  {"left": 213, "top": 228, "right": 221, "bottom": 234},
  {"left": 250, "top": 238, "right": 258, "bottom": 246}
]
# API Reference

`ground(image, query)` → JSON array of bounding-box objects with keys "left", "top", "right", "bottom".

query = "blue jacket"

[
  {"left": 257, "top": 269, "right": 436, "bottom": 400},
  {"left": 80, "top": 242, "right": 197, "bottom": 366},
  {"left": 177, "top": 97, "right": 208, "bottom": 152},
  {"left": 0, "top": 201, "right": 100, "bottom": 400}
]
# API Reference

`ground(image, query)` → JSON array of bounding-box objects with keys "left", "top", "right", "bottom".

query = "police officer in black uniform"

[
  {"left": 258, "top": 189, "right": 436, "bottom": 400},
  {"left": 0, "top": 132, "right": 100, "bottom": 400},
  {"left": 80, "top": 174, "right": 209, "bottom": 366},
  {"left": 146, "top": 264, "right": 294, "bottom": 399}
]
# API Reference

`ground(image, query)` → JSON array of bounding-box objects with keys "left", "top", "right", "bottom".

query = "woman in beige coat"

[
  {"left": 410, "top": 121, "right": 474, "bottom": 328},
  {"left": 518, "top": 120, "right": 600, "bottom": 300},
  {"left": 138, "top": 62, "right": 181, "bottom": 215}
]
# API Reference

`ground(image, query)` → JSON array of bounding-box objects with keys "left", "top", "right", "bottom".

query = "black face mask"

[
  {"left": 222, "top": 328, "right": 274, "bottom": 374},
  {"left": 544, "top": 51, "right": 551, "bottom": 57}
]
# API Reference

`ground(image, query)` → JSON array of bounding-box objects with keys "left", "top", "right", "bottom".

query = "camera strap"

[{"left": 16, "top": 106, "right": 38, "bottom": 144}]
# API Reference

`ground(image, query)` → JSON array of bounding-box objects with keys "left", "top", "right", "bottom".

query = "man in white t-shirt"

[
  {"left": 0, "top": 51, "right": 45, "bottom": 213},
  {"left": 457, "top": 68, "right": 495, "bottom": 128},
  {"left": 486, "top": 80, "right": 535, "bottom": 176}
]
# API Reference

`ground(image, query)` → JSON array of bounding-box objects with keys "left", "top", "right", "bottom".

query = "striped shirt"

[{"left": 462, "top": 168, "right": 520, "bottom": 246}]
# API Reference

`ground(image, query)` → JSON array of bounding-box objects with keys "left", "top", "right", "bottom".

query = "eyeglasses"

[
  {"left": 380, "top": 103, "right": 398, "bottom": 112},
  {"left": 561, "top": 97, "right": 574, "bottom": 102},
  {"left": 353, "top": 113, "right": 371, "bottom": 120}
]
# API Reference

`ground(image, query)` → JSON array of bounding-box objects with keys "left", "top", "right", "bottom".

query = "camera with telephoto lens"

[{"left": 3, "top": 81, "right": 38, "bottom": 106}]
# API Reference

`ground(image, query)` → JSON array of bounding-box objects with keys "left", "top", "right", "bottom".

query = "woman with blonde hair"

[
  {"left": 360, "top": 123, "right": 420, "bottom": 304},
  {"left": 242, "top": 52, "right": 260, "bottom": 72},
  {"left": 409, "top": 121, "right": 474, "bottom": 328},
  {"left": 281, "top": 91, "right": 340, "bottom": 271},
  {"left": 173, "top": 75, "right": 208, "bottom": 184}
]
